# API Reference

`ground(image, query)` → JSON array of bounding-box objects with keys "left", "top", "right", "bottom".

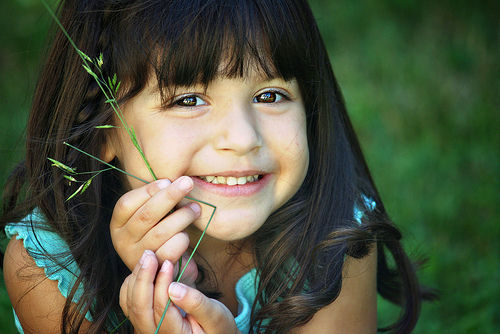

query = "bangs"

[{"left": 109, "top": 0, "right": 314, "bottom": 100}]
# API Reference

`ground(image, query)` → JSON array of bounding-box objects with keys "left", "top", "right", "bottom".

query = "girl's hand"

[
  {"left": 110, "top": 176, "right": 200, "bottom": 282},
  {"left": 120, "top": 250, "right": 240, "bottom": 334}
]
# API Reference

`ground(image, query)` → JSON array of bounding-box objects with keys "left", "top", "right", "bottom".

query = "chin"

[{"left": 194, "top": 209, "right": 267, "bottom": 241}]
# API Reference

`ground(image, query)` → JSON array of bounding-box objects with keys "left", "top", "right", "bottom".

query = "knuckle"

[
  {"left": 135, "top": 207, "right": 153, "bottom": 224},
  {"left": 135, "top": 271, "right": 149, "bottom": 284},
  {"left": 130, "top": 304, "right": 146, "bottom": 318},
  {"left": 150, "top": 226, "right": 166, "bottom": 243},
  {"left": 115, "top": 194, "right": 134, "bottom": 214}
]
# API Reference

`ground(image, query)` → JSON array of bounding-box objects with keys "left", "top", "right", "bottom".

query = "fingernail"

[
  {"left": 169, "top": 282, "right": 187, "bottom": 299},
  {"left": 189, "top": 202, "right": 201, "bottom": 215},
  {"left": 160, "top": 260, "right": 171, "bottom": 273},
  {"left": 177, "top": 176, "right": 193, "bottom": 191},
  {"left": 157, "top": 179, "right": 171, "bottom": 189},
  {"left": 140, "top": 250, "right": 154, "bottom": 268}
]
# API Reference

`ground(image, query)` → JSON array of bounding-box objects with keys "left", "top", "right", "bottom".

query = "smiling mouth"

[{"left": 196, "top": 175, "right": 263, "bottom": 185}]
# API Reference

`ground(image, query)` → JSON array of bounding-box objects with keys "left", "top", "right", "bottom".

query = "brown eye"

[
  {"left": 174, "top": 95, "right": 206, "bottom": 107},
  {"left": 253, "top": 90, "right": 288, "bottom": 104},
  {"left": 255, "top": 92, "right": 276, "bottom": 103},
  {"left": 177, "top": 96, "right": 197, "bottom": 106}
]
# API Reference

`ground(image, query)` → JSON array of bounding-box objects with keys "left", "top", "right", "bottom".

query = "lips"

[
  {"left": 197, "top": 175, "right": 262, "bottom": 185},
  {"left": 192, "top": 173, "right": 270, "bottom": 197}
]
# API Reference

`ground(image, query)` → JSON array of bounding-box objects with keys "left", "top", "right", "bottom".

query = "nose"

[{"left": 213, "top": 103, "right": 262, "bottom": 155}]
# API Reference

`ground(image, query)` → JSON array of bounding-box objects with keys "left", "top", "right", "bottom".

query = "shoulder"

[
  {"left": 292, "top": 244, "right": 378, "bottom": 334},
  {"left": 3, "top": 237, "right": 92, "bottom": 333}
]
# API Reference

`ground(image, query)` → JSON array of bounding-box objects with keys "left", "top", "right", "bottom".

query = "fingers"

[
  {"left": 128, "top": 178, "right": 196, "bottom": 240},
  {"left": 168, "top": 283, "right": 238, "bottom": 334},
  {"left": 173, "top": 253, "right": 199, "bottom": 288},
  {"left": 112, "top": 178, "right": 172, "bottom": 226},
  {"left": 152, "top": 260, "right": 186, "bottom": 332},
  {"left": 145, "top": 203, "right": 201, "bottom": 261},
  {"left": 120, "top": 250, "right": 159, "bottom": 333},
  {"left": 120, "top": 251, "right": 217, "bottom": 334},
  {"left": 152, "top": 256, "right": 199, "bottom": 326},
  {"left": 110, "top": 176, "right": 201, "bottom": 270},
  {"left": 113, "top": 176, "right": 194, "bottom": 236}
]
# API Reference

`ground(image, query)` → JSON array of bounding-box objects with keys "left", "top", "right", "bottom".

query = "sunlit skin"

[
  {"left": 103, "top": 71, "right": 310, "bottom": 324},
  {"left": 3, "top": 64, "right": 378, "bottom": 334},
  {"left": 107, "top": 72, "right": 309, "bottom": 244}
]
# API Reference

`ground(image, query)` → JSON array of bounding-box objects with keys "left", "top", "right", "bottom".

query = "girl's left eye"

[
  {"left": 253, "top": 91, "right": 288, "bottom": 103},
  {"left": 174, "top": 95, "right": 207, "bottom": 107}
]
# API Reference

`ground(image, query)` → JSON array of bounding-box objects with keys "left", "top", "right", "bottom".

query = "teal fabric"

[
  {"left": 5, "top": 211, "right": 91, "bottom": 333},
  {"left": 230, "top": 196, "right": 376, "bottom": 333},
  {"left": 4, "top": 211, "right": 257, "bottom": 333},
  {"left": 234, "top": 268, "right": 258, "bottom": 333},
  {"left": 6, "top": 197, "right": 375, "bottom": 333}
]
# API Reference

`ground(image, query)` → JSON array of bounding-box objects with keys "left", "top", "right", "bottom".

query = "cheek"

[
  {"left": 114, "top": 118, "right": 205, "bottom": 186},
  {"left": 283, "top": 129, "right": 309, "bottom": 185},
  {"left": 264, "top": 113, "right": 309, "bottom": 170},
  {"left": 262, "top": 112, "right": 309, "bottom": 196},
  {"left": 143, "top": 125, "right": 204, "bottom": 177}
]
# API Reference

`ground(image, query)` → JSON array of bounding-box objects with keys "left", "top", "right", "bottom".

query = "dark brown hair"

[{"left": 1, "top": 0, "right": 435, "bottom": 333}]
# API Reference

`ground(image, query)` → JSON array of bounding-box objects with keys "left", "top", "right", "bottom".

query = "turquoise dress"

[{"left": 5, "top": 198, "right": 374, "bottom": 333}]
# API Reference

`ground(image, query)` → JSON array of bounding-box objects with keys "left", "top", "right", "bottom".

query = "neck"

[
  {"left": 185, "top": 225, "right": 255, "bottom": 315},
  {"left": 185, "top": 225, "right": 255, "bottom": 275}
]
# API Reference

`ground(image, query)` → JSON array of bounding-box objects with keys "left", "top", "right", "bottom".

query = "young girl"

[{"left": 1, "top": 0, "right": 433, "bottom": 333}]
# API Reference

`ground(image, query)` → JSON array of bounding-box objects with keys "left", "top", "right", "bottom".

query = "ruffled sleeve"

[
  {"left": 233, "top": 196, "right": 376, "bottom": 333},
  {"left": 5, "top": 210, "right": 92, "bottom": 332},
  {"left": 234, "top": 268, "right": 258, "bottom": 333}
]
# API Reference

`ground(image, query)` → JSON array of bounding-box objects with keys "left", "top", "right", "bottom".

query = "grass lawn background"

[{"left": 1, "top": 0, "right": 498, "bottom": 332}]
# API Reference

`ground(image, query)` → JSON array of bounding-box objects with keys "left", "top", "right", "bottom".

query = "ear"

[{"left": 101, "top": 137, "right": 117, "bottom": 163}]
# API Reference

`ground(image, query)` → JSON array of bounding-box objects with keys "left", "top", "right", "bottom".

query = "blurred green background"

[{"left": 0, "top": 0, "right": 498, "bottom": 332}]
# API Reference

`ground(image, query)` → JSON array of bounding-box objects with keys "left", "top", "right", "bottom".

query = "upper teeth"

[{"left": 199, "top": 175, "right": 260, "bottom": 185}]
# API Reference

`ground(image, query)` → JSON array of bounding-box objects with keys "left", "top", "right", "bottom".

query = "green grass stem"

[
  {"left": 41, "top": 0, "right": 157, "bottom": 181},
  {"left": 63, "top": 142, "right": 149, "bottom": 184},
  {"left": 42, "top": 2, "right": 217, "bottom": 332},
  {"left": 154, "top": 202, "right": 216, "bottom": 334}
]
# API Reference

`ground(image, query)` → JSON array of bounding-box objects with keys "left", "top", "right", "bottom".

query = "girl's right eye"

[{"left": 174, "top": 95, "right": 207, "bottom": 107}]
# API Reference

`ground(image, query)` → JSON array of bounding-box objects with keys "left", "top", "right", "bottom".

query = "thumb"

[{"left": 168, "top": 283, "right": 238, "bottom": 333}]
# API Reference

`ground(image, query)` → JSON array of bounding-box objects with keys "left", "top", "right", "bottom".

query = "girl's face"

[{"left": 107, "top": 69, "right": 309, "bottom": 241}]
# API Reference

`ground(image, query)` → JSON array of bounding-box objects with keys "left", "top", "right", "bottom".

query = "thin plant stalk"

[
  {"left": 63, "top": 142, "right": 215, "bottom": 208},
  {"left": 41, "top": 0, "right": 157, "bottom": 181},
  {"left": 41, "top": 1, "right": 217, "bottom": 332},
  {"left": 63, "top": 142, "right": 149, "bottom": 184}
]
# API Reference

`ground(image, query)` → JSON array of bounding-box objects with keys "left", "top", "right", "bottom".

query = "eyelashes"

[
  {"left": 167, "top": 89, "right": 291, "bottom": 110},
  {"left": 174, "top": 95, "right": 207, "bottom": 107},
  {"left": 253, "top": 90, "right": 290, "bottom": 103}
]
